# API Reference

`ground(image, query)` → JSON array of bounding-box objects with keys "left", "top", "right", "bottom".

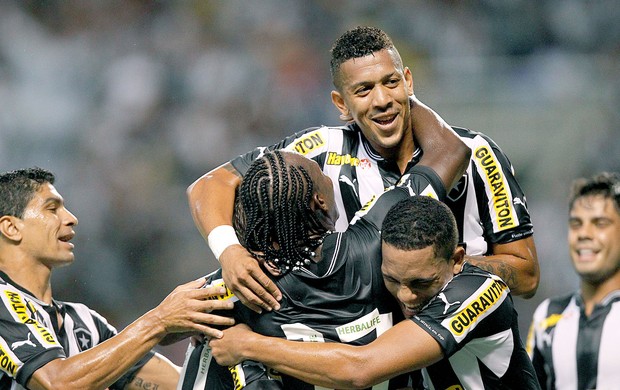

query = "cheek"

[{"left": 383, "top": 281, "right": 398, "bottom": 297}]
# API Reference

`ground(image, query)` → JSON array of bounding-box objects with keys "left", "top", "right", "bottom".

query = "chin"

[{"left": 57, "top": 257, "right": 75, "bottom": 267}]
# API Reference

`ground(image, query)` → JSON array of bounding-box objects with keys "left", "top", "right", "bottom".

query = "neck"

[
  {"left": 379, "top": 130, "right": 416, "bottom": 175},
  {"left": 0, "top": 253, "right": 53, "bottom": 303},
  {"left": 580, "top": 272, "right": 620, "bottom": 316}
]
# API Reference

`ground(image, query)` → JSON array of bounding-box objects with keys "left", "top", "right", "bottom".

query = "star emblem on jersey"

[
  {"left": 447, "top": 175, "right": 468, "bottom": 202},
  {"left": 74, "top": 327, "right": 93, "bottom": 351}
]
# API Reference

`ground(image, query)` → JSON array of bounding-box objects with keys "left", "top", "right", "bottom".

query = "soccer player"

[
  {"left": 526, "top": 172, "right": 620, "bottom": 389},
  {"left": 188, "top": 26, "right": 538, "bottom": 314},
  {"left": 179, "top": 114, "right": 470, "bottom": 389},
  {"left": 209, "top": 195, "right": 540, "bottom": 389},
  {"left": 0, "top": 167, "right": 234, "bottom": 390}
]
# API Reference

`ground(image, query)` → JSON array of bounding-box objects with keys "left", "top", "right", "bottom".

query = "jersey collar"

[{"left": 349, "top": 122, "right": 422, "bottom": 164}]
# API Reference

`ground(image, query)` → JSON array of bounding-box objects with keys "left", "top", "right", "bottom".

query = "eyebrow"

[
  {"left": 348, "top": 71, "right": 400, "bottom": 91},
  {"left": 42, "top": 196, "right": 63, "bottom": 206},
  {"left": 384, "top": 273, "right": 436, "bottom": 285}
]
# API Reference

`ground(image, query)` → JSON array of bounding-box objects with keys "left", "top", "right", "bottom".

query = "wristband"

[{"left": 208, "top": 225, "right": 240, "bottom": 261}]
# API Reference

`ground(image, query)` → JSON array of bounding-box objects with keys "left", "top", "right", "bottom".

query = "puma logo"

[
  {"left": 513, "top": 197, "right": 526, "bottom": 207},
  {"left": 438, "top": 292, "right": 461, "bottom": 314},
  {"left": 339, "top": 175, "right": 358, "bottom": 197},
  {"left": 11, "top": 333, "right": 36, "bottom": 350}
]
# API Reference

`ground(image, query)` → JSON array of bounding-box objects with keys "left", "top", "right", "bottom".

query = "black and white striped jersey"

[
  {"left": 526, "top": 291, "right": 620, "bottom": 390},
  {"left": 413, "top": 263, "right": 540, "bottom": 389},
  {"left": 179, "top": 166, "right": 446, "bottom": 390},
  {"left": 0, "top": 271, "right": 153, "bottom": 390},
  {"left": 230, "top": 124, "right": 533, "bottom": 256}
]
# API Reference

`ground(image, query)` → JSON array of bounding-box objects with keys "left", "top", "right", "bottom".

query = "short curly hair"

[
  {"left": 381, "top": 196, "right": 458, "bottom": 262},
  {"left": 329, "top": 26, "right": 401, "bottom": 89}
]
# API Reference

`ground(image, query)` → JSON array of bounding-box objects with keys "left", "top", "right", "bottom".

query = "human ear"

[
  {"left": 331, "top": 90, "right": 353, "bottom": 122},
  {"left": 404, "top": 67, "right": 414, "bottom": 96},
  {"left": 311, "top": 192, "right": 329, "bottom": 213},
  {"left": 451, "top": 247, "right": 466, "bottom": 274},
  {"left": 0, "top": 216, "right": 22, "bottom": 242}
]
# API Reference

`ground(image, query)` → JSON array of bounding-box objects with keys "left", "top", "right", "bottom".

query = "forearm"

[
  {"left": 466, "top": 236, "right": 539, "bottom": 298},
  {"left": 240, "top": 336, "right": 375, "bottom": 388},
  {"left": 30, "top": 311, "right": 166, "bottom": 390},
  {"left": 125, "top": 353, "right": 180, "bottom": 390},
  {"left": 187, "top": 162, "right": 241, "bottom": 241},
  {"left": 411, "top": 97, "right": 471, "bottom": 190},
  {"left": 220, "top": 321, "right": 440, "bottom": 389}
]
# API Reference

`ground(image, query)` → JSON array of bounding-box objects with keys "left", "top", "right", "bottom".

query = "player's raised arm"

[
  {"left": 187, "top": 162, "right": 282, "bottom": 313},
  {"left": 410, "top": 96, "right": 470, "bottom": 191}
]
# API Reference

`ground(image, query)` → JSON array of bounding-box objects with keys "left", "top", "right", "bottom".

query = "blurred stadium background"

[{"left": 1, "top": 0, "right": 618, "bottom": 363}]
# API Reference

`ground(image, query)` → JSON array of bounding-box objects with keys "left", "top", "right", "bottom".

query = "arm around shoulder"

[
  {"left": 410, "top": 96, "right": 471, "bottom": 191},
  {"left": 210, "top": 320, "right": 443, "bottom": 389}
]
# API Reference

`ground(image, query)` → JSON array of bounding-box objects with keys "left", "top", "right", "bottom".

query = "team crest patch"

[
  {"left": 359, "top": 158, "right": 371, "bottom": 170},
  {"left": 74, "top": 327, "right": 93, "bottom": 351},
  {"left": 447, "top": 175, "right": 468, "bottom": 202}
]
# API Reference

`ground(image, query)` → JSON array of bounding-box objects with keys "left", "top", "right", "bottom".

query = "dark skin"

[
  {"left": 188, "top": 44, "right": 538, "bottom": 311},
  {"left": 187, "top": 96, "right": 470, "bottom": 313}
]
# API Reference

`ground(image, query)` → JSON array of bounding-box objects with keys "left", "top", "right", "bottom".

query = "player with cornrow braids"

[
  {"left": 179, "top": 121, "right": 470, "bottom": 389},
  {"left": 236, "top": 151, "right": 327, "bottom": 274}
]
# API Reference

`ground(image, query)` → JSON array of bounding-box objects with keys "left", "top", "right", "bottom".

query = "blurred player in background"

[{"left": 527, "top": 172, "right": 620, "bottom": 389}]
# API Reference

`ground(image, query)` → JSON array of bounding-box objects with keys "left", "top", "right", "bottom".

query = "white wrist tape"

[{"left": 208, "top": 225, "right": 240, "bottom": 261}]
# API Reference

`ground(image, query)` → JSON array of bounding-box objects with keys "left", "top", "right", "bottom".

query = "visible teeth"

[
  {"left": 375, "top": 115, "right": 395, "bottom": 124},
  {"left": 578, "top": 249, "right": 594, "bottom": 255}
]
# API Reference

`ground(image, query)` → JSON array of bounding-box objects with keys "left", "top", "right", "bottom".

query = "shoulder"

[
  {"left": 61, "top": 300, "right": 114, "bottom": 326},
  {"left": 452, "top": 126, "right": 498, "bottom": 145},
  {"left": 444, "top": 264, "right": 511, "bottom": 305},
  {"left": 531, "top": 291, "right": 576, "bottom": 320},
  {"left": 281, "top": 125, "right": 347, "bottom": 153},
  {"left": 451, "top": 127, "right": 503, "bottom": 157}
]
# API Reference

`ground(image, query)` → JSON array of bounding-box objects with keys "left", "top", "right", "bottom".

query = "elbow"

[
  {"left": 517, "top": 247, "right": 541, "bottom": 299},
  {"left": 517, "top": 273, "right": 540, "bottom": 299},
  {"left": 511, "top": 260, "right": 540, "bottom": 299},
  {"left": 348, "top": 373, "right": 377, "bottom": 389},
  {"left": 456, "top": 143, "right": 472, "bottom": 173},
  {"left": 186, "top": 174, "right": 205, "bottom": 201},
  {"left": 326, "top": 358, "right": 378, "bottom": 389},
  {"left": 446, "top": 143, "right": 471, "bottom": 190},
  {"left": 328, "top": 366, "right": 374, "bottom": 389}
]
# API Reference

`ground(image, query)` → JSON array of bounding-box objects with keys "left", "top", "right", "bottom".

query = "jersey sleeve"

[
  {"left": 410, "top": 270, "right": 512, "bottom": 357},
  {"left": 230, "top": 127, "right": 331, "bottom": 176},
  {"left": 469, "top": 133, "right": 533, "bottom": 244},
  {"left": 0, "top": 289, "right": 65, "bottom": 387},
  {"left": 66, "top": 304, "right": 155, "bottom": 390}
]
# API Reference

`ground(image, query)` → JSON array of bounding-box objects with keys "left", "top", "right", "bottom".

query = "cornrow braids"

[{"left": 233, "top": 151, "right": 328, "bottom": 274}]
